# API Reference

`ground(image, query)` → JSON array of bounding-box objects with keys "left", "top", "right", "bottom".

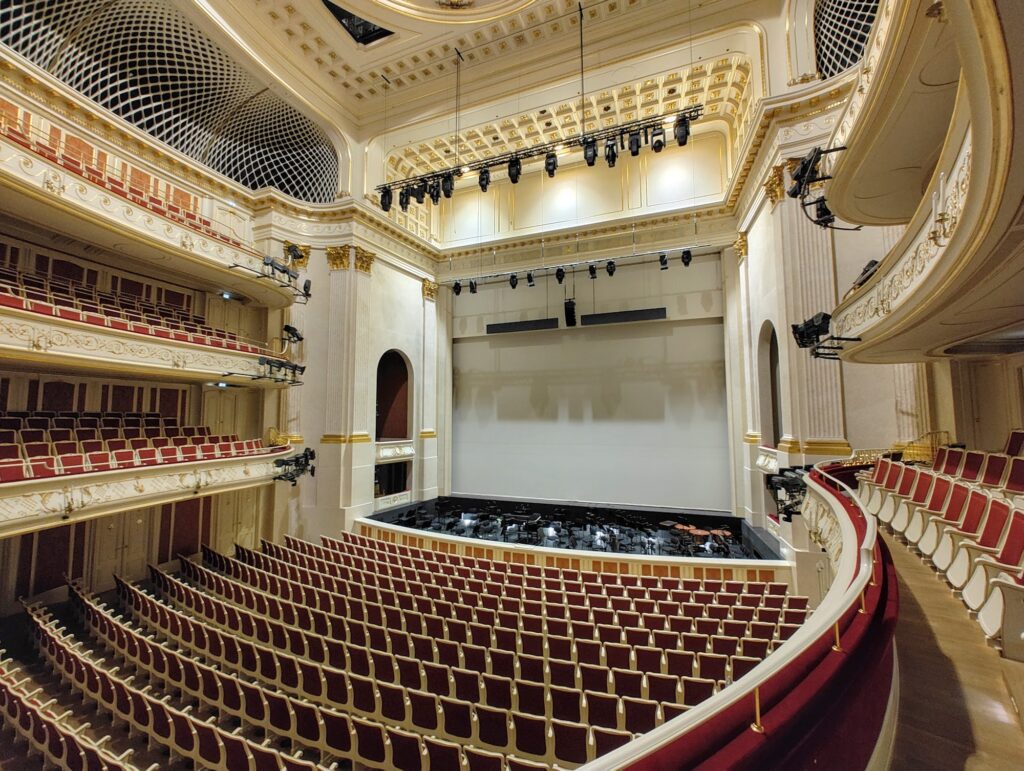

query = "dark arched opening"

[{"left": 376, "top": 350, "right": 411, "bottom": 440}]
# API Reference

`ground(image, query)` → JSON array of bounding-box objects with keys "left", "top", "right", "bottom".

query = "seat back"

[
  {"left": 1006, "top": 457, "right": 1024, "bottom": 495},
  {"left": 978, "top": 498, "right": 1012, "bottom": 548},
  {"left": 959, "top": 490, "right": 990, "bottom": 535},
  {"left": 895, "top": 466, "right": 917, "bottom": 496},
  {"left": 959, "top": 451, "right": 985, "bottom": 481},
  {"left": 980, "top": 454, "right": 1010, "bottom": 487},
  {"left": 909, "top": 471, "right": 933, "bottom": 504},
  {"left": 1004, "top": 429, "right": 1024, "bottom": 456},
  {"left": 942, "top": 448, "right": 965, "bottom": 476},
  {"left": 941, "top": 483, "right": 970, "bottom": 522},
  {"left": 996, "top": 510, "right": 1024, "bottom": 567}
]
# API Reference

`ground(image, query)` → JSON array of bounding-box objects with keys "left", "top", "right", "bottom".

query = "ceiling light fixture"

[
  {"left": 556, "top": 267, "right": 566, "bottom": 284},
  {"left": 380, "top": 187, "right": 392, "bottom": 212},
  {"left": 659, "top": 253, "right": 668, "bottom": 270},
  {"left": 588, "top": 264, "right": 597, "bottom": 280},
  {"left": 681, "top": 249, "right": 692, "bottom": 267},
  {"left": 628, "top": 130, "right": 642, "bottom": 157},
  {"left": 508, "top": 156, "right": 522, "bottom": 183},
  {"left": 509, "top": 273, "right": 518, "bottom": 289},
  {"left": 478, "top": 167, "right": 491, "bottom": 192},
  {"left": 606, "top": 261, "right": 616, "bottom": 277},
  {"left": 545, "top": 152, "right": 558, "bottom": 178},
  {"left": 583, "top": 138, "right": 597, "bottom": 166},
  {"left": 453, "top": 281, "right": 462, "bottom": 296},
  {"left": 651, "top": 126, "right": 666, "bottom": 153},
  {"left": 673, "top": 116, "right": 690, "bottom": 147},
  {"left": 605, "top": 138, "right": 618, "bottom": 168},
  {"left": 469, "top": 279, "right": 478, "bottom": 294},
  {"left": 527, "top": 272, "right": 535, "bottom": 287}
]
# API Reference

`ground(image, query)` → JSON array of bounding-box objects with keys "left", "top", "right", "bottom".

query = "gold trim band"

[
  {"left": 742, "top": 432, "right": 761, "bottom": 445},
  {"left": 320, "top": 434, "right": 347, "bottom": 444},
  {"left": 419, "top": 430, "right": 437, "bottom": 439}
]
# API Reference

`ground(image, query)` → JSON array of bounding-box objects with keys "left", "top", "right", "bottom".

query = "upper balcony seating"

[
  {"left": 862, "top": 430, "right": 1024, "bottom": 657},
  {"left": 0, "top": 119, "right": 246, "bottom": 252},
  {"left": 0, "top": 411, "right": 278, "bottom": 483},
  {"left": 0, "top": 264, "right": 278, "bottom": 358}
]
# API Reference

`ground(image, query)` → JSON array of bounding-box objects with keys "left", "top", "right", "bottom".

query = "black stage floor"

[{"left": 372, "top": 497, "right": 760, "bottom": 560}]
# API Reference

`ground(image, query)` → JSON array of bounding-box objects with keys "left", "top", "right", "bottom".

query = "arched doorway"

[
  {"left": 756, "top": 322, "right": 784, "bottom": 448},
  {"left": 375, "top": 350, "right": 411, "bottom": 440}
]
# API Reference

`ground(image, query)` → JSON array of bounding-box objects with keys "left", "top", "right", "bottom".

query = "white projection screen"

[{"left": 451, "top": 318, "right": 730, "bottom": 511}]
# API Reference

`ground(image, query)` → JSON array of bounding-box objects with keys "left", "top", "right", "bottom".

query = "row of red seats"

[
  {"left": 26, "top": 601, "right": 318, "bottom": 771},
  {"left": 0, "top": 433, "right": 237, "bottom": 457},
  {"left": 1, "top": 121, "right": 248, "bottom": 252},
  {"left": 0, "top": 410, "right": 175, "bottom": 425},
  {"left": 0, "top": 272, "right": 274, "bottom": 358},
  {"left": 122, "top": 574, "right": 626, "bottom": 768},
  {"left": 0, "top": 439, "right": 278, "bottom": 483},
  {"left": 0, "top": 651, "right": 133, "bottom": 771},
  {"left": 859, "top": 437, "right": 1024, "bottom": 655}
]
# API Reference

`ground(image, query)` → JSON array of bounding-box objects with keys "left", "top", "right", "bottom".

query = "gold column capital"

[
  {"left": 733, "top": 231, "right": 748, "bottom": 259},
  {"left": 354, "top": 246, "right": 376, "bottom": 274},
  {"left": 764, "top": 164, "right": 786, "bottom": 208},
  {"left": 422, "top": 280, "right": 439, "bottom": 301},
  {"left": 326, "top": 246, "right": 349, "bottom": 271}
]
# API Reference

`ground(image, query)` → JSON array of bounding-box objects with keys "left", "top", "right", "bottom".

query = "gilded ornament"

[
  {"left": 763, "top": 164, "right": 785, "bottom": 207},
  {"left": 733, "top": 232, "right": 748, "bottom": 258},
  {"left": 354, "top": 247, "right": 375, "bottom": 274},
  {"left": 326, "top": 246, "right": 349, "bottom": 270},
  {"left": 422, "top": 280, "right": 439, "bottom": 301}
]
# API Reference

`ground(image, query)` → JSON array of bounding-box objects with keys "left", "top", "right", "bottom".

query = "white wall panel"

[{"left": 451, "top": 319, "right": 730, "bottom": 511}]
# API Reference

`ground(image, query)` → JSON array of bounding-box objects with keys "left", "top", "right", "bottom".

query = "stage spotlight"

[
  {"left": 791, "top": 312, "right": 832, "bottom": 348},
  {"left": 412, "top": 182, "right": 426, "bottom": 204},
  {"left": 545, "top": 152, "right": 558, "bottom": 177},
  {"left": 286, "top": 243, "right": 304, "bottom": 263},
  {"left": 787, "top": 147, "right": 824, "bottom": 199},
  {"left": 564, "top": 298, "right": 577, "bottom": 327},
  {"left": 478, "top": 167, "right": 491, "bottom": 192},
  {"left": 555, "top": 267, "right": 566, "bottom": 284},
  {"left": 813, "top": 198, "right": 836, "bottom": 227},
  {"left": 469, "top": 280, "right": 478, "bottom": 294},
  {"left": 441, "top": 173, "right": 454, "bottom": 198},
  {"left": 380, "top": 187, "right": 392, "bottom": 212},
  {"left": 509, "top": 273, "right": 518, "bottom": 289},
  {"left": 428, "top": 179, "right": 441, "bottom": 204},
  {"left": 453, "top": 281, "right": 462, "bottom": 296},
  {"left": 681, "top": 249, "right": 692, "bottom": 267},
  {"left": 508, "top": 156, "right": 522, "bottom": 183},
  {"left": 583, "top": 137, "right": 597, "bottom": 166},
  {"left": 283, "top": 324, "right": 303, "bottom": 343},
  {"left": 605, "top": 138, "right": 618, "bottom": 168},
  {"left": 527, "top": 272, "right": 535, "bottom": 287},
  {"left": 628, "top": 130, "right": 641, "bottom": 157},
  {"left": 651, "top": 126, "right": 666, "bottom": 152},
  {"left": 302, "top": 279, "right": 312, "bottom": 299},
  {"left": 588, "top": 264, "right": 597, "bottom": 280},
  {"left": 399, "top": 187, "right": 410, "bottom": 212},
  {"left": 658, "top": 252, "right": 668, "bottom": 270},
  {"left": 673, "top": 116, "right": 690, "bottom": 146},
  {"left": 606, "top": 260, "right": 616, "bottom": 277}
]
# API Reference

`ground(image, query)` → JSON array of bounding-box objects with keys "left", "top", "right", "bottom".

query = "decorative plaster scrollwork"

[
  {"left": 800, "top": 490, "right": 845, "bottom": 569},
  {"left": 42, "top": 169, "right": 64, "bottom": 195},
  {"left": 376, "top": 441, "right": 416, "bottom": 464},
  {"left": 831, "top": 133, "right": 972, "bottom": 339}
]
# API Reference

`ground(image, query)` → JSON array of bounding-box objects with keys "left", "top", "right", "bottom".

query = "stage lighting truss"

[{"left": 375, "top": 106, "right": 704, "bottom": 212}]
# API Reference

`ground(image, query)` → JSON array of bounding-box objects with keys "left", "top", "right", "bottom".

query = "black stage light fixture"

[
  {"left": 791, "top": 312, "right": 832, "bottom": 348},
  {"left": 263, "top": 255, "right": 274, "bottom": 268},
  {"left": 453, "top": 281, "right": 462, "bottom": 296},
  {"left": 659, "top": 252, "right": 668, "bottom": 270},
  {"left": 545, "top": 152, "right": 558, "bottom": 178},
  {"left": 674, "top": 116, "right": 690, "bottom": 146},
  {"left": 441, "top": 173, "right": 454, "bottom": 198},
  {"left": 509, "top": 273, "right": 518, "bottom": 289},
  {"left": 606, "top": 260, "right": 616, "bottom": 277},
  {"left": 478, "top": 167, "right": 491, "bottom": 192},
  {"left": 380, "top": 187, "right": 393, "bottom": 212},
  {"left": 813, "top": 198, "right": 836, "bottom": 227},
  {"left": 508, "top": 156, "right": 522, "bottom": 183},
  {"left": 583, "top": 137, "right": 597, "bottom": 166},
  {"left": 681, "top": 249, "right": 693, "bottom": 267},
  {"left": 564, "top": 298, "right": 577, "bottom": 327},
  {"left": 628, "top": 130, "right": 642, "bottom": 157},
  {"left": 588, "top": 264, "right": 597, "bottom": 280},
  {"left": 555, "top": 267, "right": 566, "bottom": 284},
  {"left": 302, "top": 279, "right": 312, "bottom": 299},
  {"left": 852, "top": 260, "right": 879, "bottom": 290},
  {"left": 411, "top": 182, "right": 426, "bottom": 204},
  {"left": 527, "top": 272, "right": 535, "bottom": 287},
  {"left": 428, "top": 179, "right": 441, "bottom": 204},
  {"left": 651, "top": 126, "right": 666, "bottom": 152},
  {"left": 286, "top": 243, "right": 304, "bottom": 263},
  {"left": 605, "top": 138, "right": 618, "bottom": 168},
  {"left": 787, "top": 147, "right": 824, "bottom": 199},
  {"left": 283, "top": 324, "right": 303, "bottom": 343},
  {"left": 399, "top": 187, "right": 410, "bottom": 212},
  {"left": 469, "top": 280, "right": 478, "bottom": 294}
]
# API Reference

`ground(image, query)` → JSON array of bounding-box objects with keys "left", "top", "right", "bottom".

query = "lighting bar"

[{"left": 376, "top": 106, "right": 704, "bottom": 210}]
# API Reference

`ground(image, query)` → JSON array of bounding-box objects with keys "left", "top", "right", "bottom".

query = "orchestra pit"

[{"left": 0, "top": 1, "right": 1022, "bottom": 769}]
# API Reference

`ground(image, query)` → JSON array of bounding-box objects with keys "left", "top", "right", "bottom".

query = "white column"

[
  {"left": 893, "top": 362, "right": 932, "bottom": 444},
  {"left": 418, "top": 281, "right": 440, "bottom": 500}
]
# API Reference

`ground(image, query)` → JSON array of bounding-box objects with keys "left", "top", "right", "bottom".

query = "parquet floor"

[{"left": 885, "top": 532, "right": 1024, "bottom": 769}]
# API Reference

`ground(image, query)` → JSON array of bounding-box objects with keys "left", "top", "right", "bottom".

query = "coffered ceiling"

[{"left": 193, "top": 0, "right": 765, "bottom": 134}]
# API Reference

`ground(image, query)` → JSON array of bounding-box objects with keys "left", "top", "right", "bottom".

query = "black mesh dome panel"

[
  {"left": 813, "top": 0, "right": 881, "bottom": 79},
  {"left": 0, "top": 0, "right": 339, "bottom": 203}
]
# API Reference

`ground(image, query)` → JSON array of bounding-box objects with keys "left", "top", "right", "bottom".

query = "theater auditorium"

[{"left": 0, "top": 0, "right": 1021, "bottom": 768}]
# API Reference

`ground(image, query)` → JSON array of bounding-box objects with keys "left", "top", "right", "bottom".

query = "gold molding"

[
  {"left": 354, "top": 247, "right": 375, "bottom": 274},
  {"left": 803, "top": 440, "right": 854, "bottom": 456},
  {"left": 326, "top": 246, "right": 349, "bottom": 271},
  {"left": 764, "top": 164, "right": 786, "bottom": 208},
  {"left": 776, "top": 437, "right": 802, "bottom": 453},
  {"left": 320, "top": 434, "right": 347, "bottom": 444},
  {"left": 742, "top": 432, "right": 761, "bottom": 445},
  {"left": 283, "top": 241, "right": 310, "bottom": 270},
  {"left": 349, "top": 433, "right": 372, "bottom": 444},
  {"left": 422, "top": 280, "right": 439, "bottom": 301},
  {"left": 733, "top": 231, "right": 748, "bottom": 259},
  {"left": 284, "top": 434, "right": 304, "bottom": 445},
  {"left": 419, "top": 430, "right": 437, "bottom": 439}
]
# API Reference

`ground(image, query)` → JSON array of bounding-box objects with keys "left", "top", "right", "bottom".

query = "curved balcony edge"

[{"left": 0, "top": 447, "right": 293, "bottom": 539}]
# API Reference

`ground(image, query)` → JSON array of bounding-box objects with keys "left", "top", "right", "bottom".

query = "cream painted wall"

[
  {"left": 449, "top": 256, "right": 730, "bottom": 511},
  {"left": 441, "top": 132, "right": 728, "bottom": 248}
]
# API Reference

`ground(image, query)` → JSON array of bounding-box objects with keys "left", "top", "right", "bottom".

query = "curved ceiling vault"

[{"left": 0, "top": 0, "right": 340, "bottom": 204}]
